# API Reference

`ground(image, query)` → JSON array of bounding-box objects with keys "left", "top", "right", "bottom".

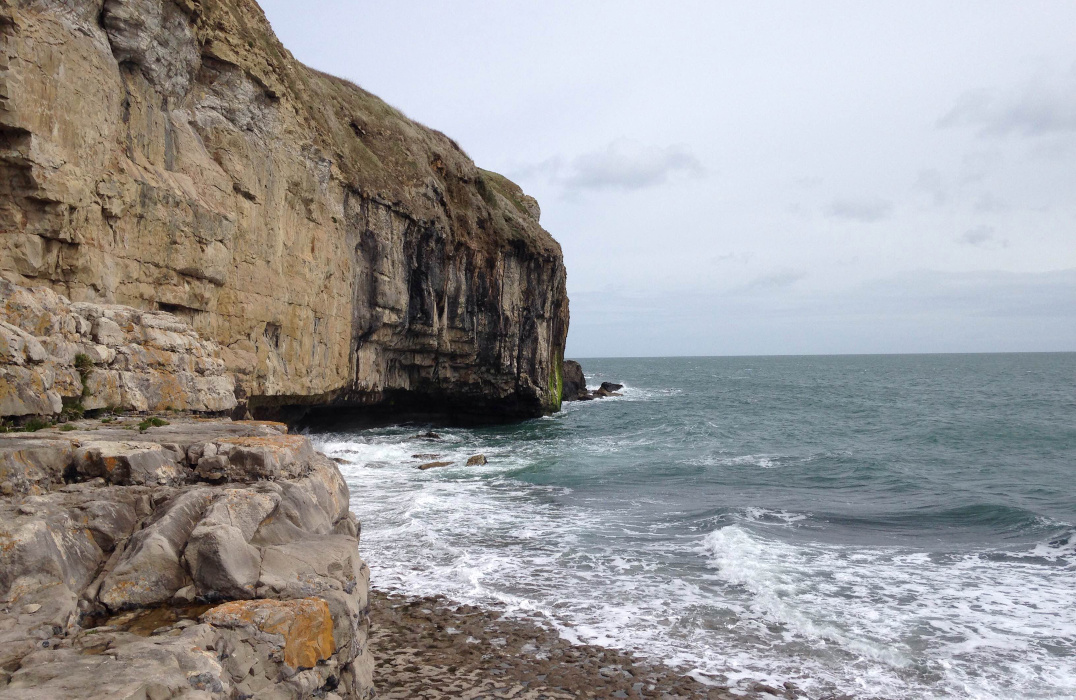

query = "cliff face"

[{"left": 0, "top": 0, "right": 569, "bottom": 420}]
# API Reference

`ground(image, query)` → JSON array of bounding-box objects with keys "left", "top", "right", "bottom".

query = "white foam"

[
  {"left": 689, "top": 454, "right": 784, "bottom": 469},
  {"left": 701, "top": 525, "right": 1076, "bottom": 698},
  {"left": 323, "top": 431, "right": 1076, "bottom": 700},
  {"left": 581, "top": 379, "right": 682, "bottom": 402},
  {"left": 742, "top": 507, "right": 809, "bottom": 526}
]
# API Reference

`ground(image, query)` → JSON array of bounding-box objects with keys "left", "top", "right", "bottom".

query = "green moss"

[
  {"left": 59, "top": 424, "right": 78, "bottom": 432},
  {"left": 547, "top": 355, "right": 563, "bottom": 413}
]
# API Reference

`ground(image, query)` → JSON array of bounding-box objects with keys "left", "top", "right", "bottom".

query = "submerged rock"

[{"left": 417, "top": 461, "right": 453, "bottom": 471}]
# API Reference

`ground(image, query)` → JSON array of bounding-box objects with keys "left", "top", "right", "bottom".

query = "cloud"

[
  {"left": 973, "top": 193, "right": 1006, "bottom": 213},
  {"left": 566, "top": 269, "right": 1076, "bottom": 357},
  {"left": 562, "top": 140, "right": 705, "bottom": 191},
  {"left": 741, "top": 269, "right": 806, "bottom": 290},
  {"left": 938, "top": 72, "right": 1076, "bottom": 138},
  {"left": 711, "top": 252, "right": 754, "bottom": 265},
  {"left": 825, "top": 197, "right": 893, "bottom": 222},
  {"left": 914, "top": 168, "right": 947, "bottom": 206},
  {"left": 958, "top": 225, "right": 1008, "bottom": 248}
]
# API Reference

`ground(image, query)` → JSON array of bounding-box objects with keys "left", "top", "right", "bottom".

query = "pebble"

[{"left": 370, "top": 590, "right": 764, "bottom": 699}]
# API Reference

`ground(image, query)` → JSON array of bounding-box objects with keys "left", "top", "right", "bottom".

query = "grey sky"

[{"left": 259, "top": 0, "right": 1076, "bottom": 357}]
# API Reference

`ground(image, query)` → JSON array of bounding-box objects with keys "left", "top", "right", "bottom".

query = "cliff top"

[{"left": 195, "top": 0, "right": 559, "bottom": 258}]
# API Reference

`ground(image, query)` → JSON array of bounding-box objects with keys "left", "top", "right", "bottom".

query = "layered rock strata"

[
  {"left": 0, "top": 279, "right": 236, "bottom": 419},
  {"left": 0, "top": 0, "right": 569, "bottom": 420},
  {"left": 0, "top": 418, "right": 372, "bottom": 699}
]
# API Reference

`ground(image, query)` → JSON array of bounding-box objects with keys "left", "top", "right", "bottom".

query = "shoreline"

[{"left": 368, "top": 588, "right": 803, "bottom": 700}]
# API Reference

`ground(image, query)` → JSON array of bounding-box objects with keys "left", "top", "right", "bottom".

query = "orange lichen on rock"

[{"left": 202, "top": 597, "right": 335, "bottom": 669}]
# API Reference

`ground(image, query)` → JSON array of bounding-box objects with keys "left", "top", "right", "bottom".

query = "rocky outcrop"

[
  {"left": 560, "top": 361, "right": 623, "bottom": 402},
  {"left": 560, "top": 360, "right": 588, "bottom": 402},
  {"left": 0, "top": 0, "right": 569, "bottom": 421},
  {"left": 0, "top": 417, "right": 371, "bottom": 699},
  {"left": 0, "top": 279, "right": 236, "bottom": 420}
]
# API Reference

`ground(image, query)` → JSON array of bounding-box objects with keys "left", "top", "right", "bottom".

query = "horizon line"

[{"left": 567, "top": 349, "right": 1076, "bottom": 360}]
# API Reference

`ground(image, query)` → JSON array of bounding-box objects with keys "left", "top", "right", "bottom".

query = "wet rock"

[
  {"left": 370, "top": 589, "right": 762, "bottom": 700},
  {"left": 561, "top": 360, "right": 588, "bottom": 401},
  {"left": 466, "top": 454, "right": 488, "bottom": 466},
  {"left": 600, "top": 381, "right": 624, "bottom": 393},
  {"left": 417, "top": 461, "right": 453, "bottom": 470}
]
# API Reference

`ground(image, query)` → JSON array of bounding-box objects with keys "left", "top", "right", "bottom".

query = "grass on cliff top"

[{"left": 477, "top": 169, "right": 532, "bottom": 219}]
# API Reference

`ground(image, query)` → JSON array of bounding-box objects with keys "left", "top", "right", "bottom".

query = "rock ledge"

[{"left": 0, "top": 417, "right": 371, "bottom": 699}]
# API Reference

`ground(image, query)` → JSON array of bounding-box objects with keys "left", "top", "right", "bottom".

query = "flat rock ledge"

[{"left": 0, "top": 417, "right": 372, "bottom": 699}]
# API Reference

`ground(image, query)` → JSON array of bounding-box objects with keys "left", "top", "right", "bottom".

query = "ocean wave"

[
  {"left": 700, "top": 524, "right": 1076, "bottom": 698},
  {"left": 581, "top": 382, "right": 683, "bottom": 402},
  {"left": 326, "top": 429, "right": 1076, "bottom": 698},
  {"left": 688, "top": 453, "right": 784, "bottom": 469},
  {"left": 823, "top": 503, "right": 1071, "bottom": 539},
  {"left": 741, "top": 507, "right": 809, "bottom": 526}
]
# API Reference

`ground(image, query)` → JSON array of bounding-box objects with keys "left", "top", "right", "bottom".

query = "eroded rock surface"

[
  {"left": 0, "top": 0, "right": 568, "bottom": 420},
  {"left": 0, "top": 418, "right": 371, "bottom": 699},
  {"left": 0, "top": 280, "right": 236, "bottom": 418},
  {"left": 561, "top": 360, "right": 588, "bottom": 402}
]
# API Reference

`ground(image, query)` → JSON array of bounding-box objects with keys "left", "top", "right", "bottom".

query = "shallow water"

[{"left": 316, "top": 353, "right": 1076, "bottom": 699}]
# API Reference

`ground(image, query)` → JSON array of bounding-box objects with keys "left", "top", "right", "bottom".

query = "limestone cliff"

[{"left": 0, "top": 0, "right": 569, "bottom": 420}]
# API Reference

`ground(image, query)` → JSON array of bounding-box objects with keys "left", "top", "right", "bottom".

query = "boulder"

[
  {"left": 0, "top": 439, "right": 74, "bottom": 496},
  {"left": 417, "top": 461, "right": 453, "bottom": 470},
  {"left": 73, "top": 441, "right": 187, "bottom": 486},
  {"left": 561, "top": 360, "right": 588, "bottom": 402},
  {"left": 97, "top": 488, "right": 214, "bottom": 609},
  {"left": 466, "top": 454, "right": 488, "bottom": 466},
  {"left": 197, "top": 435, "right": 318, "bottom": 482},
  {"left": 600, "top": 381, "right": 624, "bottom": 393}
]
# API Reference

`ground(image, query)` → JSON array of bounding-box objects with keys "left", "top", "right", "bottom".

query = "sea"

[{"left": 315, "top": 354, "right": 1076, "bottom": 700}]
